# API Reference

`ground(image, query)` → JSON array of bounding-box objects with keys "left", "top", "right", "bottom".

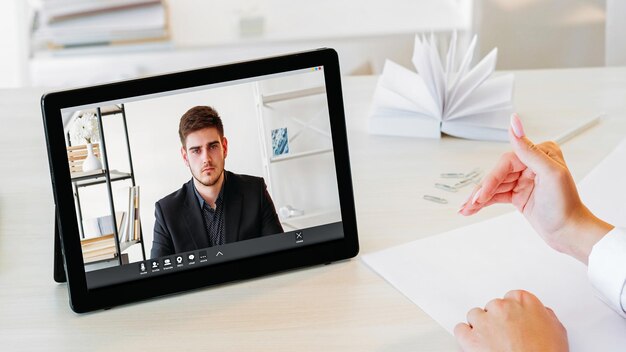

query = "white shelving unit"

[
  {"left": 254, "top": 83, "right": 331, "bottom": 195},
  {"left": 254, "top": 79, "right": 342, "bottom": 229}
]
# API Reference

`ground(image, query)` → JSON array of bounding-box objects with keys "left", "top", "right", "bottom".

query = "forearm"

[{"left": 554, "top": 206, "right": 614, "bottom": 265}]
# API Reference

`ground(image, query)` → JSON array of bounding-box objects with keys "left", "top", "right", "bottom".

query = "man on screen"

[{"left": 151, "top": 106, "right": 283, "bottom": 258}]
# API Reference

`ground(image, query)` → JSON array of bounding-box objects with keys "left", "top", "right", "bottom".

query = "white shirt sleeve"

[{"left": 588, "top": 227, "right": 626, "bottom": 318}]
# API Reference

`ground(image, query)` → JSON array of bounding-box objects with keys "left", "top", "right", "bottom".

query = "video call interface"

[{"left": 60, "top": 66, "right": 344, "bottom": 289}]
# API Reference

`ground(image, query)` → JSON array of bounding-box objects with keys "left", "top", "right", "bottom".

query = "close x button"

[{"left": 295, "top": 231, "right": 303, "bottom": 244}]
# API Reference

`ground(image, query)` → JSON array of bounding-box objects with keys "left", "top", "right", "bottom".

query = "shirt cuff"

[{"left": 588, "top": 227, "right": 626, "bottom": 318}]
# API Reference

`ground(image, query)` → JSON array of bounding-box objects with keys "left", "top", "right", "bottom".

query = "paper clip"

[
  {"left": 423, "top": 195, "right": 448, "bottom": 204},
  {"left": 435, "top": 183, "right": 458, "bottom": 192},
  {"left": 454, "top": 178, "right": 476, "bottom": 188},
  {"left": 464, "top": 170, "right": 481, "bottom": 179},
  {"left": 454, "top": 169, "right": 482, "bottom": 188},
  {"left": 440, "top": 172, "right": 465, "bottom": 178}
]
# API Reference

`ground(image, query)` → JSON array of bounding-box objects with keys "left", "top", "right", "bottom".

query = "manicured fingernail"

[
  {"left": 510, "top": 113, "right": 525, "bottom": 138},
  {"left": 458, "top": 193, "right": 471, "bottom": 212},
  {"left": 471, "top": 187, "right": 482, "bottom": 205}
]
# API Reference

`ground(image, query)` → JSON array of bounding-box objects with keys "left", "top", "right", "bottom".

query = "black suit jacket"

[{"left": 151, "top": 171, "right": 283, "bottom": 258}]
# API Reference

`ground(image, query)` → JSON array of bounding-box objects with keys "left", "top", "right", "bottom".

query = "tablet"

[{"left": 42, "top": 48, "right": 359, "bottom": 313}]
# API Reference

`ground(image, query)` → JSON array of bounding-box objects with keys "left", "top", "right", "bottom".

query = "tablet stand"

[{"left": 54, "top": 207, "right": 67, "bottom": 283}]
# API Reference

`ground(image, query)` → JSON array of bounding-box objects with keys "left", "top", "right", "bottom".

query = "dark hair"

[{"left": 178, "top": 106, "right": 224, "bottom": 147}]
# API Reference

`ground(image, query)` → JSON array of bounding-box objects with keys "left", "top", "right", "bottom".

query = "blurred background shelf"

[
  {"left": 21, "top": 0, "right": 473, "bottom": 87},
  {"left": 4, "top": 0, "right": 624, "bottom": 90}
]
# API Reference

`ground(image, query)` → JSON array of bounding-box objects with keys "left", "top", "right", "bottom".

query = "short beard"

[{"left": 191, "top": 167, "right": 223, "bottom": 187}]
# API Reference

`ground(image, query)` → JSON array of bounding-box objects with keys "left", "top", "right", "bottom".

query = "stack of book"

[
  {"left": 80, "top": 185, "right": 141, "bottom": 263},
  {"left": 81, "top": 234, "right": 117, "bottom": 263},
  {"left": 31, "top": 0, "right": 169, "bottom": 53}
]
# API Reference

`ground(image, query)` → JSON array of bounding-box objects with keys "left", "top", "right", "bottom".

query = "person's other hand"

[
  {"left": 458, "top": 113, "right": 613, "bottom": 264},
  {"left": 454, "top": 290, "right": 569, "bottom": 352}
]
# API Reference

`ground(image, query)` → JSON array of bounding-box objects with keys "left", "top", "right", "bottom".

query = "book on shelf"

[
  {"left": 369, "top": 32, "right": 515, "bottom": 141},
  {"left": 32, "top": 0, "right": 170, "bottom": 52},
  {"left": 81, "top": 210, "right": 128, "bottom": 262},
  {"left": 40, "top": 0, "right": 163, "bottom": 23},
  {"left": 133, "top": 186, "right": 141, "bottom": 241},
  {"left": 81, "top": 234, "right": 116, "bottom": 262},
  {"left": 79, "top": 185, "right": 141, "bottom": 262},
  {"left": 82, "top": 211, "right": 125, "bottom": 239},
  {"left": 123, "top": 185, "right": 141, "bottom": 242}
]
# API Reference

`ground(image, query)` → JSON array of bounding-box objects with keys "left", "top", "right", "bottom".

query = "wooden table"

[{"left": 1, "top": 67, "right": 625, "bottom": 351}]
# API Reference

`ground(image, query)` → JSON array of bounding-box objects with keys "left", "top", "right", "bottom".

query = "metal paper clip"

[
  {"left": 440, "top": 172, "right": 465, "bottom": 178},
  {"left": 423, "top": 195, "right": 448, "bottom": 204},
  {"left": 435, "top": 183, "right": 458, "bottom": 192},
  {"left": 454, "top": 178, "right": 476, "bottom": 188},
  {"left": 464, "top": 170, "right": 481, "bottom": 179},
  {"left": 454, "top": 169, "right": 482, "bottom": 188}
]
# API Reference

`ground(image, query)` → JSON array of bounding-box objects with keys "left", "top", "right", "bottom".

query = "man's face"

[{"left": 181, "top": 127, "right": 228, "bottom": 187}]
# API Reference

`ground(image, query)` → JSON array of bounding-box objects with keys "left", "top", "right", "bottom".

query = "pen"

[{"left": 554, "top": 113, "right": 604, "bottom": 145}]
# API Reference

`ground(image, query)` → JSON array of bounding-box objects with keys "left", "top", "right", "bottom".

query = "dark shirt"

[
  {"left": 151, "top": 171, "right": 284, "bottom": 258},
  {"left": 192, "top": 178, "right": 225, "bottom": 247}
]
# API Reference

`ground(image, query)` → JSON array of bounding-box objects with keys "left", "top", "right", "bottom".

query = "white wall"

[
  {"left": 0, "top": 0, "right": 27, "bottom": 87},
  {"left": 475, "top": 0, "right": 607, "bottom": 69},
  {"left": 606, "top": 0, "right": 626, "bottom": 66}
]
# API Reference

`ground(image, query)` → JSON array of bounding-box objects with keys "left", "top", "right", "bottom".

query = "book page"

[
  {"left": 445, "top": 73, "right": 514, "bottom": 120},
  {"left": 377, "top": 60, "right": 440, "bottom": 118},
  {"left": 445, "top": 34, "right": 477, "bottom": 101},
  {"left": 444, "top": 48, "right": 499, "bottom": 119},
  {"left": 444, "top": 31, "right": 457, "bottom": 81},
  {"left": 411, "top": 36, "right": 442, "bottom": 110},
  {"left": 372, "top": 85, "right": 441, "bottom": 118},
  {"left": 426, "top": 33, "right": 446, "bottom": 111}
]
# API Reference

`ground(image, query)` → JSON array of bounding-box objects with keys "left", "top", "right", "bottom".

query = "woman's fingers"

[
  {"left": 461, "top": 192, "right": 513, "bottom": 215},
  {"left": 459, "top": 177, "right": 520, "bottom": 215},
  {"left": 472, "top": 152, "right": 526, "bottom": 205},
  {"left": 494, "top": 182, "right": 516, "bottom": 194},
  {"left": 503, "top": 171, "right": 522, "bottom": 183}
]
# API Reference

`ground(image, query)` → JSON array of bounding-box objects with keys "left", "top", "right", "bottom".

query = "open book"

[{"left": 369, "top": 33, "right": 515, "bottom": 141}]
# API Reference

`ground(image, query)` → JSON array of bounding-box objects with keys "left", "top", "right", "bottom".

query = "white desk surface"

[{"left": 1, "top": 67, "right": 626, "bottom": 351}]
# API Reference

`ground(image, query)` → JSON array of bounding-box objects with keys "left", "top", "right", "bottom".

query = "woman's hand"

[
  {"left": 454, "top": 290, "right": 569, "bottom": 352},
  {"left": 458, "top": 113, "right": 613, "bottom": 264}
]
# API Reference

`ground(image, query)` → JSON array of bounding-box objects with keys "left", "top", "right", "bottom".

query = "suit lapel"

[
  {"left": 224, "top": 172, "right": 242, "bottom": 243},
  {"left": 183, "top": 180, "right": 209, "bottom": 249}
]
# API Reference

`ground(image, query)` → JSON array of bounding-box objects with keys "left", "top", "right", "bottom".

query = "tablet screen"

[{"left": 60, "top": 65, "right": 343, "bottom": 289}]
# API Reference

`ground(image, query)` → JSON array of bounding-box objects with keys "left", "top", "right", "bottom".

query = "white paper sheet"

[{"left": 362, "top": 139, "right": 626, "bottom": 351}]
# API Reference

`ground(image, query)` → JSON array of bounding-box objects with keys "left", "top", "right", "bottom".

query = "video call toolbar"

[{"left": 86, "top": 223, "right": 342, "bottom": 289}]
